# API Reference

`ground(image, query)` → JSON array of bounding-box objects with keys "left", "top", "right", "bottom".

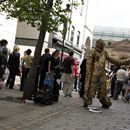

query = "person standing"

[
  {"left": 73, "top": 61, "right": 79, "bottom": 92},
  {"left": 61, "top": 50, "right": 75, "bottom": 97},
  {"left": 39, "top": 48, "right": 51, "bottom": 90},
  {"left": 84, "top": 39, "right": 130, "bottom": 109},
  {"left": 48, "top": 49, "right": 60, "bottom": 102},
  {"left": 6, "top": 46, "right": 20, "bottom": 89},
  {"left": 0, "top": 39, "right": 8, "bottom": 89},
  {"left": 113, "top": 66, "right": 127, "bottom": 100},
  {"left": 122, "top": 66, "right": 130, "bottom": 102},
  {"left": 20, "top": 49, "right": 33, "bottom": 90},
  {"left": 20, "top": 50, "right": 26, "bottom": 91},
  {"left": 79, "top": 58, "right": 87, "bottom": 98}
]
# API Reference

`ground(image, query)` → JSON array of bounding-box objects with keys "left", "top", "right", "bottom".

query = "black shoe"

[
  {"left": 83, "top": 104, "right": 88, "bottom": 108},
  {"left": 102, "top": 104, "right": 109, "bottom": 109},
  {"left": 68, "top": 94, "right": 72, "bottom": 97},
  {"left": 9, "top": 86, "right": 13, "bottom": 89},
  {"left": 5, "top": 83, "right": 8, "bottom": 88}
]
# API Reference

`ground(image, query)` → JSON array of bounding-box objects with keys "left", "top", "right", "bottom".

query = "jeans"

[{"left": 113, "top": 80, "right": 124, "bottom": 100}]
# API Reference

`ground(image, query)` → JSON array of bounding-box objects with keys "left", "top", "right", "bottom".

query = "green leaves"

[{"left": 0, "top": 0, "right": 82, "bottom": 33}]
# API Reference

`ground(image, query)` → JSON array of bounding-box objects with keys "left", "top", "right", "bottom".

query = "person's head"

[
  {"left": 26, "top": 49, "right": 32, "bottom": 55},
  {"left": 95, "top": 39, "right": 105, "bottom": 52},
  {"left": 45, "top": 48, "right": 50, "bottom": 54},
  {"left": 69, "top": 50, "right": 74, "bottom": 57},
  {"left": 13, "top": 45, "right": 20, "bottom": 52},
  {"left": 52, "top": 49, "right": 60, "bottom": 57},
  {"left": 0, "top": 39, "right": 8, "bottom": 46},
  {"left": 121, "top": 66, "right": 126, "bottom": 71}
]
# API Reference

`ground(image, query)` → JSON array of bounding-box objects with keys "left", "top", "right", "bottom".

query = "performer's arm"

[{"left": 106, "top": 50, "right": 130, "bottom": 65}]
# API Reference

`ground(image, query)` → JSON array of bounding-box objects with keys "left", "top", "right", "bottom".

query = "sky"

[{"left": 88, "top": 0, "right": 130, "bottom": 28}]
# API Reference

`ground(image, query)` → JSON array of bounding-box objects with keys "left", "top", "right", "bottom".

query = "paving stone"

[{"left": 0, "top": 86, "right": 129, "bottom": 130}]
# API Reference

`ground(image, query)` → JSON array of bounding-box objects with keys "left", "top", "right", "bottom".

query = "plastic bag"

[{"left": 44, "top": 72, "right": 54, "bottom": 89}]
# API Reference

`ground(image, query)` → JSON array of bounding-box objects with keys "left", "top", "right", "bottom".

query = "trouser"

[
  {"left": 63, "top": 82, "right": 73, "bottom": 96},
  {"left": 0, "top": 66, "right": 5, "bottom": 79},
  {"left": 6, "top": 67, "right": 17, "bottom": 89},
  {"left": 74, "top": 77, "right": 77, "bottom": 90},
  {"left": 79, "top": 81, "right": 85, "bottom": 98},
  {"left": 113, "top": 80, "right": 124, "bottom": 100},
  {"left": 110, "top": 79, "right": 116, "bottom": 97},
  {"left": 53, "top": 77, "right": 60, "bottom": 102},
  {"left": 20, "top": 68, "right": 25, "bottom": 90},
  {"left": 22, "top": 68, "right": 30, "bottom": 89},
  {"left": 84, "top": 72, "right": 111, "bottom": 107},
  {"left": 39, "top": 71, "right": 46, "bottom": 90}
]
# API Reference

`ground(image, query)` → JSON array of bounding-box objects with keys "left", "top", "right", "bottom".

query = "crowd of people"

[
  {"left": 108, "top": 65, "right": 130, "bottom": 103},
  {"left": 0, "top": 38, "right": 129, "bottom": 107},
  {"left": 0, "top": 40, "right": 79, "bottom": 103}
]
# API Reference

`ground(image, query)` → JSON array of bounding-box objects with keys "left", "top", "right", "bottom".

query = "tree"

[{"left": 0, "top": 0, "right": 82, "bottom": 99}]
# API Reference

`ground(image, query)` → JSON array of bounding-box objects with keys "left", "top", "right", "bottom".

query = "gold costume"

[{"left": 84, "top": 39, "right": 130, "bottom": 108}]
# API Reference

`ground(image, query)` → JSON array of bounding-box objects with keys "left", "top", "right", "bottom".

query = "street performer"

[{"left": 84, "top": 39, "right": 130, "bottom": 109}]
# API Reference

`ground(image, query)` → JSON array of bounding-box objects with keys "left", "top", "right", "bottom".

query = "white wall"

[{"left": 0, "top": 13, "right": 17, "bottom": 52}]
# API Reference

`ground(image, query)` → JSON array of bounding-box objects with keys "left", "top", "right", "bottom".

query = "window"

[
  {"left": 80, "top": 4, "right": 83, "bottom": 15},
  {"left": 70, "top": 26, "right": 75, "bottom": 44},
  {"left": 76, "top": 31, "right": 80, "bottom": 46}
]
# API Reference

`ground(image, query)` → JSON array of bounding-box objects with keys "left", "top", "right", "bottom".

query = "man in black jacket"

[{"left": 39, "top": 48, "right": 51, "bottom": 90}]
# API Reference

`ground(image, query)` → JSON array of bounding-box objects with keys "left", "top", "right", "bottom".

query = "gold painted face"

[{"left": 95, "top": 39, "right": 105, "bottom": 52}]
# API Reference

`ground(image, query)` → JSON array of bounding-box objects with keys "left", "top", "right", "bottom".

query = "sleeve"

[
  {"left": 84, "top": 49, "right": 95, "bottom": 94},
  {"left": 106, "top": 50, "right": 130, "bottom": 65},
  {"left": 7, "top": 54, "right": 12, "bottom": 66}
]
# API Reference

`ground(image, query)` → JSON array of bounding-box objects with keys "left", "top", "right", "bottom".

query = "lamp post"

[{"left": 60, "top": 4, "right": 71, "bottom": 66}]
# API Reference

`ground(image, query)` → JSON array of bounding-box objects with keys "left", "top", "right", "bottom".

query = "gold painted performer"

[{"left": 84, "top": 39, "right": 130, "bottom": 108}]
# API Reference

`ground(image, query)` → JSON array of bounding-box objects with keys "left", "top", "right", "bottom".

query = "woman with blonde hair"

[{"left": 6, "top": 45, "right": 20, "bottom": 89}]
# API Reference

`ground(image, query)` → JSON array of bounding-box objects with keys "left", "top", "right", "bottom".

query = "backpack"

[
  {"left": 0, "top": 46, "right": 8, "bottom": 66},
  {"left": 33, "top": 89, "right": 53, "bottom": 105}
]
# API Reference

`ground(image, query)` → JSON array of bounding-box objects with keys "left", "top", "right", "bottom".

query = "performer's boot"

[{"left": 99, "top": 97, "right": 112, "bottom": 109}]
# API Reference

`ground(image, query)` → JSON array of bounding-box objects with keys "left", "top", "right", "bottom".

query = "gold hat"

[{"left": 95, "top": 39, "right": 105, "bottom": 52}]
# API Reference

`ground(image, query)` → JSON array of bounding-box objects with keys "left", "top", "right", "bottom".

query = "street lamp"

[{"left": 60, "top": 4, "right": 71, "bottom": 66}]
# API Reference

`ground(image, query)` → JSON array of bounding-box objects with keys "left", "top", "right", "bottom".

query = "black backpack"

[{"left": 33, "top": 89, "right": 53, "bottom": 105}]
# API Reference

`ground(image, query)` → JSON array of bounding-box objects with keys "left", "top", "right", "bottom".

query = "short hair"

[
  {"left": 69, "top": 50, "right": 74, "bottom": 56},
  {"left": 0, "top": 39, "right": 8, "bottom": 46},
  {"left": 45, "top": 48, "right": 50, "bottom": 54},
  {"left": 26, "top": 49, "right": 32, "bottom": 55}
]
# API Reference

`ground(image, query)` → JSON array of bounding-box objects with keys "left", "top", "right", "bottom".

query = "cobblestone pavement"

[{"left": 0, "top": 86, "right": 129, "bottom": 130}]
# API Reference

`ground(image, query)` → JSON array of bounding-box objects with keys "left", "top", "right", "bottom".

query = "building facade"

[
  {"left": 15, "top": 0, "right": 93, "bottom": 61},
  {"left": 0, "top": 12, "right": 17, "bottom": 51}
]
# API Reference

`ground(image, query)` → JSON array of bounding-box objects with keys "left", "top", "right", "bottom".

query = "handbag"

[{"left": 16, "top": 68, "right": 21, "bottom": 76}]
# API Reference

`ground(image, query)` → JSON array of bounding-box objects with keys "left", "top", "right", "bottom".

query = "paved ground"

[{"left": 0, "top": 84, "right": 129, "bottom": 130}]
